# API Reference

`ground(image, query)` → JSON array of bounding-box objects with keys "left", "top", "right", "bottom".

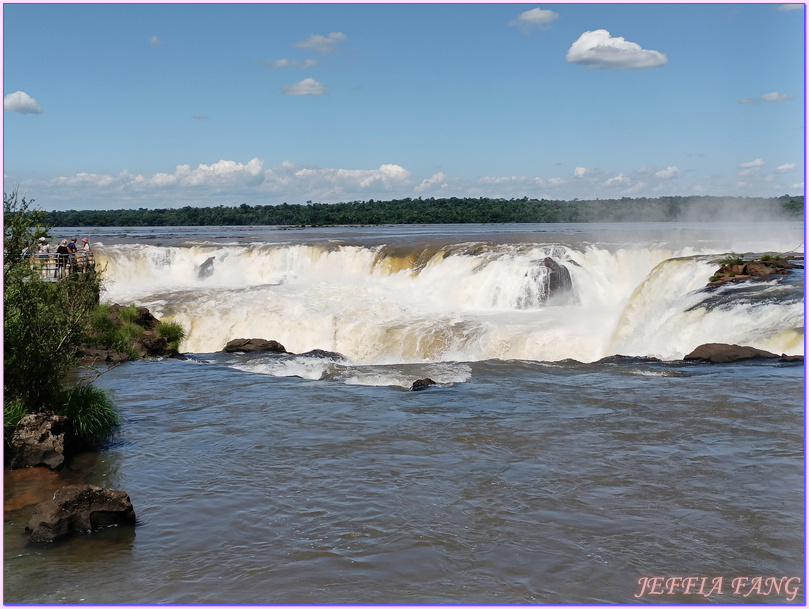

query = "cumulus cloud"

[
  {"left": 293, "top": 32, "right": 346, "bottom": 54},
  {"left": 509, "top": 7, "right": 559, "bottom": 30},
  {"left": 282, "top": 78, "right": 328, "bottom": 96},
  {"left": 777, "top": 163, "right": 796, "bottom": 172},
  {"left": 266, "top": 58, "right": 318, "bottom": 69},
  {"left": 4, "top": 91, "right": 43, "bottom": 114},
  {"left": 739, "top": 91, "right": 794, "bottom": 104},
  {"left": 655, "top": 166, "right": 682, "bottom": 179},
  {"left": 566, "top": 29, "right": 667, "bottom": 69},
  {"left": 149, "top": 36, "right": 162, "bottom": 45}
]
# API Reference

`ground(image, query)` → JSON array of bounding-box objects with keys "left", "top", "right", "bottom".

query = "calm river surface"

[{"left": 4, "top": 223, "right": 805, "bottom": 604}]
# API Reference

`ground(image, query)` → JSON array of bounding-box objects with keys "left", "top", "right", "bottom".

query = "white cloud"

[
  {"left": 605, "top": 173, "right": 630, "bottom": 186},
  {"left": 737, "top": 159, "right": 765, "bottom": 178},
  {"left": 655, "top": 166, "right": 682, "bottom": 179},
  {"left": 777, "top": 163, "right": 796, "bottom": 172},
  {"left": 282, "top": 78, "right": 328, "bottom": 96},
  {"left": 566, "top": 29, "right": 667, "bottom": 69},
  {"left": 267, "top": 58, "right": 318, "bottom": 69},
  {"left": 739, "top": 91, "right": 794, "bottom": 104},
  {"left": 415, "top": 172, "right": 452, "bottom": 193},
  {"left": 776, "top": 4, "right": 803, "bottom": 10},
  {"left": 293, "top": 32, "right": 346, "bottom": 54},
  {"left": 193, "top": 113, "right": 209, "bottom": 120},
  {"left": 12, "top": 156, "right": 801, "bottom": 211},
  {"left": 149, "top": 36, "right": 162, "bottom": 45},
  {"left": 4, "top": 91, "right": 43, "bottom": 114},
  {"left": 509, "top": 7, "right": 559, "bottom": 30}
]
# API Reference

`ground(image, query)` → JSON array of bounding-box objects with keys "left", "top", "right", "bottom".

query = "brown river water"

[{"left": 4, "top": 223, "right": 804, "bottom": 604}]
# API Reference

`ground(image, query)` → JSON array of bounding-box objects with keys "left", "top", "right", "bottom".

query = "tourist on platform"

[
  {"left": 67, "top": 237, "right": 78, "bottom": 272},
  {"left": 55, "top": 239, "right": 70, "bottom": 279}
]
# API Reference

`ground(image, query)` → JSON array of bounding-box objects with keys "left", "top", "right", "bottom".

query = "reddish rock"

[
  {"left": 26, "top": 484, "right": 136, "bottom": 543},
  {"left": 684, "top": 343, "right": 780, "bottom": 363}
]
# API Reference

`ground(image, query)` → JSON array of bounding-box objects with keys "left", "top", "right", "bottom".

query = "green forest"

[{"left": 39, "top": 194, "right": 804, "bottom": 228}]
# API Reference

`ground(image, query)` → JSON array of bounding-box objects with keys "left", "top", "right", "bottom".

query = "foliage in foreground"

[
  {"left": 156, "top": 321, "right": 186, "bottom": 353},
  {"left": 56, "top": 383, "right": 120, "bottom": 445},
  {"left": 4, "top": 190, "right": 118, "bottom": 448}
]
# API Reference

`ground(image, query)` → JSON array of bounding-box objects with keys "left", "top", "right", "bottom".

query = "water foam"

[{"left": 97, "top": 238, "right": 804, "bottom": 363}]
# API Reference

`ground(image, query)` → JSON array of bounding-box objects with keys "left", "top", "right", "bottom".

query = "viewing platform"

[{"left": 33, "top": 253, "right": 96, "bottom": 281}]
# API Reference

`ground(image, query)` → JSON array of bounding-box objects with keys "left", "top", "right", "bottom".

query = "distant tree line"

[{"left": 38, "top": 195, "right": 804, "bottom": 227}]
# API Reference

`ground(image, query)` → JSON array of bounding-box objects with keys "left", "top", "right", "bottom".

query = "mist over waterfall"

[{"left": 96, "top": 224, "right": 804, "bottom": 364}]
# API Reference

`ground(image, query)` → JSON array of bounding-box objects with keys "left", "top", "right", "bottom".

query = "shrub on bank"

[
  {"left": 56, "top": 383, "right": 120, "bottom": 446},
  {"left": 156, "top": 321, "right": 186, "bottom": 353},
  {"left": 4, "top": 190, "right": 118, "bottom": 450}
]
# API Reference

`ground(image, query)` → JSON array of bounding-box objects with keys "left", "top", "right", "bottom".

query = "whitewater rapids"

[{"left": 94, "top": 225, "right": 804, "bottom": 364}]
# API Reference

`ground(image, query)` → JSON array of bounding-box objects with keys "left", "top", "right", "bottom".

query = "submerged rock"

[
  {"left": 684, "top": 343, "right": 780, "bottom": 363},
  {"left": 296, "top": 349, "right": 347, "bottom": 361},
  {"left": 224, "top": 338, "right": 287, "bottom": 353},
  {"left": 411, "top": 378, "right": 436, "bottom": 391},
  {"left": 9, "top": 414, "right": 75, "bottom": 471},
  {"left": 26, "top": 484, "right": 136, "bottom": 543}
]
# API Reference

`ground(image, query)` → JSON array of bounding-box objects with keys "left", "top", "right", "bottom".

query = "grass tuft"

[{"left": 56, "top": 383, "right": 120, "bottom": 445}]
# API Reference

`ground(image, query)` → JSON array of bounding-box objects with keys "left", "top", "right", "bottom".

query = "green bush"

[
  {"left": 118, "top": 304, "right": 140, "bottom": 324},
  {"left": 4, "top": 190, "right": 119, "bottom": 449},
  {"left": 56, "top": 383, "right": 120, "bottom": 446},
  {"left": 760, "top": 254, "right": 772, "bottom": 262},
  {"left": 721, "top": 253, "right": 744, "bottom": 266},
  {"left": 156, "top": 321, "right": 186, "bottom": 352}
]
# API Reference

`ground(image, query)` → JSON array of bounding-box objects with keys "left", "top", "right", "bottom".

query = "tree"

[{"left": 4, "top": 190, "right": 118, "bottom": 447}]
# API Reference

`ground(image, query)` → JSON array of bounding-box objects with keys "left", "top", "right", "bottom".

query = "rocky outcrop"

[
  {"left": 518, "top": 257, "right": 575, "bottom": 308},
  {"left": 26, "top": 484, "right": 136, "bottom": 543},
  {"left": 411, "top": 378, "right": 436, "bottom": 391},
  {"left": 224, "top": 338, "right": 287, "bottom": 353},
  {"left": 540, "top": 257, "right": 573, "bottom": 295},
  {"left": 78, "top": 304, "right": 175, "bottom": 361},
  {"left": 9, "top": 414, "right": 75, "bottom": 471},
  {"left": 197, "top": 256, "right": 215, "bottom": 279},
  {"left": 707, "top": 254, "right": 803, "bottom": 287},
  {"left": 683, "top": 343, "right": 798, "bottom": 363}
]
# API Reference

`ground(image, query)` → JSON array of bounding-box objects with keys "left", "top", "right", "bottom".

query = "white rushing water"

[{"left": 96, "top": 225, "right": 804, "bottom": 364}]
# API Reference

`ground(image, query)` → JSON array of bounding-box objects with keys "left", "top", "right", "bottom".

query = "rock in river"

[
  {"left": 26, "top": 484, "right": 136, "bottom": 543},
  {"left": 224, "top": 338, "right": 287, "bottom": 353}
]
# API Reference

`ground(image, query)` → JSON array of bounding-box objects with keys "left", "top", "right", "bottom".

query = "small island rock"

[
  {"left": 684, "top": 343, "right": 780, "bottom": 363},
  {"left": 224, "top": 338, "right": 287, "bottom": 353},
  {"left": 26, "top": 484, "right": 136, "bottom": 543}
]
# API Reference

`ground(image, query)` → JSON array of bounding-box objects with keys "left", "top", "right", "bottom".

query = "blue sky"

[{"left": 3, "top": 2, "right": 805, "bottom": 211}]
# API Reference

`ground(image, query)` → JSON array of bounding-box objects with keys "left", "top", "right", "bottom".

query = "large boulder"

[
  {"left": 541, "top": 257, "right": 573, "bottom": 295},
  {"left": 9, "top": 414, "right": 75, "bottom": 471},
  {"left": 26, "top": 484, "right": 136, "bottom": 543},
  {"left": 518, "top": 258, "right": 575, "bottom": 308},
  {"left": 224, "top": 338, "right": 287, "bottom": 353},
  {"left": 684, "top": 343, "right": 780, "bottom": 363}
]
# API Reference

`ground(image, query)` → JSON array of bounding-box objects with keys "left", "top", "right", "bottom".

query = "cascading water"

[{"left": 96, "top": 237, "right": 804, "bottom": 364}]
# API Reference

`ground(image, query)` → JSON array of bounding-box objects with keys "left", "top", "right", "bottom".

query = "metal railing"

[{"left": 32, "top": 252, "right": 96, "bottom": 280}]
